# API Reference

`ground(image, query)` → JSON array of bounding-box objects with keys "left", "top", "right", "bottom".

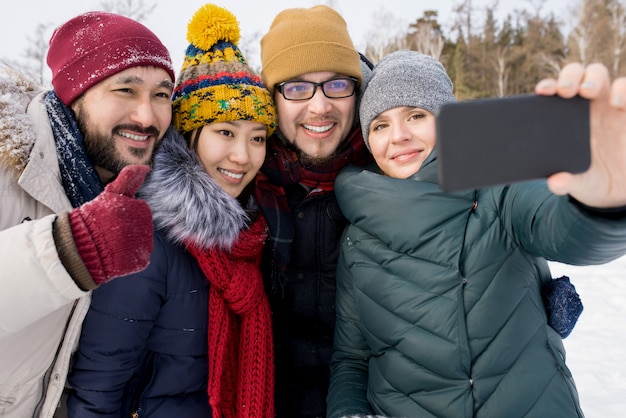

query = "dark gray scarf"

[{"left": 45, "top": 91, "right": 103, "bottom": 207}]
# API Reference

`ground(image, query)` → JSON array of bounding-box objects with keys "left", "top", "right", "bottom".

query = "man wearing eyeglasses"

[{"left": 254, "top": 5, "right": 374, "bottom": 418}]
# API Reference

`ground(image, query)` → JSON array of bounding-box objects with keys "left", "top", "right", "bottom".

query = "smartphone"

[{"left": 435, "top": 94, "right": 590, "bottom": 192}]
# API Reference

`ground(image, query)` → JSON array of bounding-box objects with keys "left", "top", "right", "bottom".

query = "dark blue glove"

[{"left": 542, "top": 276, "right": 584, "bottom": 338}]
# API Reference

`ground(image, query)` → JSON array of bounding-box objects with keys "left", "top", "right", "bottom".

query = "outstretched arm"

[{"left": 536, "top": 62, "right": 626, "bottom": 209}]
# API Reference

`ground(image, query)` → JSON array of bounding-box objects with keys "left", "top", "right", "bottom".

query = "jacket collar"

[{"left": 140, "top": 129, "right": 248, "bottom": 250}]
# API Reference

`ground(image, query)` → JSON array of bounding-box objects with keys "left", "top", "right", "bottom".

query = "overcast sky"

[{"left": 0, "top": 0, "right": 572, "bottom": 76}]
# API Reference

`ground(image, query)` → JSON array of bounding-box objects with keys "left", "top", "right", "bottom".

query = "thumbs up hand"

[{"left": 68, "top": 164, "right": 154, "bottom": 285}]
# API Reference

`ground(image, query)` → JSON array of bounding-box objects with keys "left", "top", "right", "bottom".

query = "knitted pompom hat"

[
  {"left": 359, "top": 50, "right": 456, "bottom": 150},
  {"left": 172, "top": 4, "right": 276, "bottom": 136},
  {"left": 260, "top": 5, "right": 363, "bottom": 93},
  {"left": 47, "top": 11, "right": 175, "bottom": 106}
]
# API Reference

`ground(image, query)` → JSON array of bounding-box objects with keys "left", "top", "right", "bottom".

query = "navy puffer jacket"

[
  {"left": 67, "top": 130, "right": 250, "bottom": 417},
  {"left": 68, "top": 231, "right": 211, "bottom": 417}
]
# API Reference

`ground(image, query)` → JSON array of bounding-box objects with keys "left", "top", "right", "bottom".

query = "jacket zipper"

[{"left": 130, "top": 353, "right": 158, "bottom": 418}]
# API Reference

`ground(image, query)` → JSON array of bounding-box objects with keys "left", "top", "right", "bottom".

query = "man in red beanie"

[{"left": 0, "top": 11, "right": 175, "bottom": 417}]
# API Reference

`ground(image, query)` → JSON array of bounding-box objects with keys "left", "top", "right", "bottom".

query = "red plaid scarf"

[
  {"left": 185, "top": 216, "right": 274, "bottom": 418},
  {"left": 254, "top": 127, "right": 372, "bottom": 279},
  {"left": 259, "top": 127, "right": 371, "bottom": 193}
]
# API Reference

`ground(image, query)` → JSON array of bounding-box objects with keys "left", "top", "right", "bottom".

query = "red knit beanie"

[{"left": 47, "top": 11, "right": 175, "bottom": 106}]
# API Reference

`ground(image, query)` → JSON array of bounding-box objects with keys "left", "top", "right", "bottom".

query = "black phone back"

[{"left": 436, "top": 94, "right": 590, "bottom": 192}]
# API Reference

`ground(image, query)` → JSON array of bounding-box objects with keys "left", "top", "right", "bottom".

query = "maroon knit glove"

[{"left": 68, "top": 165, "right": 153, "bottom": 285}]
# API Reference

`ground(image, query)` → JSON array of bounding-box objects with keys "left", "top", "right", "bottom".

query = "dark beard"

[
  {"left": 275, "top": 129, "right": 340, "bottom": 167},
  {"left": 76, "top": 106, "right": 160, "bottom": 176},
  {"left": 298, "top": 149, "right": 338, "bottom": 166}
]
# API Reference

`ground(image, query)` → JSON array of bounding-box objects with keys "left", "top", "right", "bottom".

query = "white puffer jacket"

[{"left": 0, "top": 68, "right": 90, "bottom": 418}]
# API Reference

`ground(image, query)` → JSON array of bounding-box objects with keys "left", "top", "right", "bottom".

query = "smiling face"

[
  {"left": 71, "top": 66, "right": 174, "bottom": 183},
  {"left": 368, "top": 106, "right": 437, "bottom": 179},
  {"left": 274, "top": 71, "right": 356, "bottom": 165},
  {"left": 194, "top": 120, "right": 267, "bottom": 198}
]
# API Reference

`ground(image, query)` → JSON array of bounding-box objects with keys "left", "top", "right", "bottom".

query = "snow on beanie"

[
  {"left": 260, "top": 5, "right": 362, "bottom": 93},
  {"left": 172, "top": 4, "right": 276, "bottom": 136},
  {"left": 47, "top": 11, "right": 175, "bottom": 106},
  {"left": 359, "top": 50, "right": 456, "bottom": 151}
]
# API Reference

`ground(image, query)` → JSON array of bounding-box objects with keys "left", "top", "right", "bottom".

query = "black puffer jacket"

[{"left": 260, "top": 182, "right": 348, "bottom": 418}]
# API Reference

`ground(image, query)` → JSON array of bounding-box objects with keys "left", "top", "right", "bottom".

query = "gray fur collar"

[
  {"left": 0, "top": 66, "right": 43, "bottom": 176},
  {"left": 140, "top": 128, "right": 247, "bottom": 250}
]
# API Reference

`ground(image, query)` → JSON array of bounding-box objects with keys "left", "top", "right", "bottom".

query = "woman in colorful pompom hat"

[{"left": 66, "top": 5, "right": 276, "bottom": 418}]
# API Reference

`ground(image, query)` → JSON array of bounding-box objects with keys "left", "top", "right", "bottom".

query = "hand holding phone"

[{"left": 436, "top": 94, "right": 590, "bottom": 192}]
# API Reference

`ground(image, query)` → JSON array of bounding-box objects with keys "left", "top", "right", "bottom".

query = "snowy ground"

[{"left": 549, "top": 255, "right": 626, "bottom": 418}]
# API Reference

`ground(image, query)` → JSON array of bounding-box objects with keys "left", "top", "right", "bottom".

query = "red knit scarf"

[{"left": 185, "top": 216, "right": 274, "bottom": 418}]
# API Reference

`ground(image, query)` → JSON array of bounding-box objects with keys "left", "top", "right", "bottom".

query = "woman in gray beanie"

[{"left": 327, "top": 50, "right": 626, "bottom": 418}]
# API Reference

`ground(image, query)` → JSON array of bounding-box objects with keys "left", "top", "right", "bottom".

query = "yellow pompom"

[{"left": 187, "top": 4, "right": 241, "bottom": 51}]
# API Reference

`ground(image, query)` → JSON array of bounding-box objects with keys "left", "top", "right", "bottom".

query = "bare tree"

[
  {"left": 607, "top": 0, "right": 626, "bottom": 76},
  {"left": 99, "top": 0, "right": 156, "bottom": 21},
  {"left": 451, "top": 0, "right": 475, "bottom": 49},
  {"left": 407, "top": 10, "right": 445, "bottom": 59},
  {"left": 22, "top": 23, "right": 54, "bottom": 84},
  {"left": 363, "top": 0, "right": 626, "bottom": 97},
  {"left": 538, "top": 52, "right": 564, "bottom": 74},
  {"left": 569, "top": 0, "right": 608, "bottom": 66},
  {"left": 481, "top": 7, "right": 505, "bottom": 97},
  {"left": 363, "top": 9, "right": 408, "bottom": 64},
  {"left": 494, "top": 49, "right": 510, "bottom": 96},
  {"left": 524, "top": 0, "right": 547, "bottom": 16},
  {"left": 567, "top": 0, "right": 626, "bottom": 76}
]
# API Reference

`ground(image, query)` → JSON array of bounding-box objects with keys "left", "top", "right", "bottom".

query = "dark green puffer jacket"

[{"left": 327, "top": 153, "right": 626, "bottom": 418}]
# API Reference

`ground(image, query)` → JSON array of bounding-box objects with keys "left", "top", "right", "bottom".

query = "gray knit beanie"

[{"left": 359, "top": 50, "right": 456, "bottom": 150}]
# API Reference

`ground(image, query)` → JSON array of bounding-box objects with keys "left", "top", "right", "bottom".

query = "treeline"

[{"left": 363, "top": 0, "right": 626, "bottom": 99}]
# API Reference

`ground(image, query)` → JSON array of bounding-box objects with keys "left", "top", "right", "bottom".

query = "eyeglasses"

[{"left": 275, "top": 77, "right": 358, "bottom": 101}]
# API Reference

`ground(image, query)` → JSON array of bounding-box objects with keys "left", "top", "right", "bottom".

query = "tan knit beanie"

[{"left": 260, "top": 5, "right": 362, "bottom": 93}]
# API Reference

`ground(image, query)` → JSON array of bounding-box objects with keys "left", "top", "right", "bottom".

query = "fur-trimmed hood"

[
  {"left": 140, "top": 129, "right": 248, "bottom": 250},
  {"left": 0, "top": 66, "right": 44, "bottom": 176}
]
